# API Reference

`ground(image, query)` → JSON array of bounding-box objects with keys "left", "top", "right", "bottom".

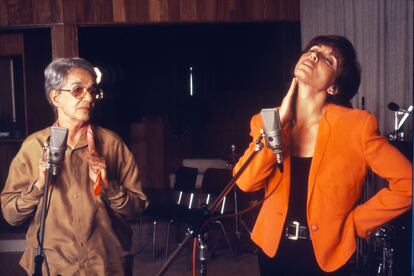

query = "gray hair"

[{"left": 44, "top": 57, "right": 97, "bottom": 107}]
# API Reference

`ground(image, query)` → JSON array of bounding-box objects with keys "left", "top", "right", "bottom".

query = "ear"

[
  {"left": 49, "top": 90, "right": 62, "bottom": 108},
  {"left": 327, "top": 85, "right": 339, "bottom": 96}
]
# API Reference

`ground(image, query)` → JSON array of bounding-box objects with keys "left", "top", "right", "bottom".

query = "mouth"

[
  {"left": 301, "top": 60, "right": 314, "bottom": 70},
  {"left": 78, "top": 106, "right": 91, "bottom": 112}
]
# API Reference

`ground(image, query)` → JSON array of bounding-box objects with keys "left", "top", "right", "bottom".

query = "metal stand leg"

[
  {"left": 198, "top": 234, "right": 208, "bottom": 276},
  {"left": 152, "top": 220, "right": 157, "bottom": 262},
  {"left": 165, "top": 219, "right": 173, "bottom": 259},
  {"left": 213, "top": 221, "right": 237, "bottom": 261}
]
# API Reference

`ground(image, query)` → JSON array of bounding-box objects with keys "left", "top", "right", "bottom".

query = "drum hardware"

[{"left": 374, "top": 226, "right": 394, "bottom": 276}]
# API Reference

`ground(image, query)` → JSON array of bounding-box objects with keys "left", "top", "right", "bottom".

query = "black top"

[{"left": 286, "top": 156, "right": 312, "bottom": 225}]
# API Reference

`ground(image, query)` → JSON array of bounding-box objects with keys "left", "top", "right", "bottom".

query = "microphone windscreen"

[
  {"left": 261, "top": 108, "right": 281, "bottom": 133},
  {"left": 260, "top": 108, "right": 282, "bottom": 148},
  {"left": 388, "top": 102, "right": 400, "bottom": 111},
  {"left": 50, "top": 127, "right": 68, "bottom": 165}
]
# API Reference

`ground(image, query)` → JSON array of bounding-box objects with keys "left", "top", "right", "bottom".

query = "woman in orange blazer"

[{"left": 234, "top": 35, "right": 412, "bottom": 275}]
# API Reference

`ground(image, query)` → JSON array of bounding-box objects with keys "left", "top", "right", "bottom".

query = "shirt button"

[
  {"left": 311, "top": 225, "right": 319, "bottom": 232},
  {"left": 73, "top": 194, "right": 78, "bottom": 198}
]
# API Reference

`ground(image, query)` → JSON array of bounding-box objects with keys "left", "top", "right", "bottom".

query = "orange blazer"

[{"left": 234, "top": 103, "right": 412, "bottom": 272}]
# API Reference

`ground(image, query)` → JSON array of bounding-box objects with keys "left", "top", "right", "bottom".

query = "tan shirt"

[{"left": 1, "top": 126, "right": 148, "bottom": 276}]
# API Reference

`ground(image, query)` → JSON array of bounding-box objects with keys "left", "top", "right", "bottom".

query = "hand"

[
  {"left": 278, "top": 77, "right": 298, "bottom": 126},
  {"left": 87, "top": 151, "right": 108, "bottom": 189}
]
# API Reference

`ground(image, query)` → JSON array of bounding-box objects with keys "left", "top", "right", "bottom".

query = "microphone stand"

[
  {"left": 157, "top": 134, "right": 266, "bottom": 276},
  {"left": 33, "top": 158, "right": 53, "bottom": 276}
]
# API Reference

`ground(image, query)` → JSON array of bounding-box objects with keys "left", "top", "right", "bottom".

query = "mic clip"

[{"left": 260, "top": 129, "right": 284, "bottom": 172}]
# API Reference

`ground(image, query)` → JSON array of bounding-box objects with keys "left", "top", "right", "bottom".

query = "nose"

[{"left": 309, "top": 51, "right": 319, "bottom": 62}]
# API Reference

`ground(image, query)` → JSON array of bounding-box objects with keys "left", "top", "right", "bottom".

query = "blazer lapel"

[{"left": 307, "top": 104, "right": 332, "bottom": 207}]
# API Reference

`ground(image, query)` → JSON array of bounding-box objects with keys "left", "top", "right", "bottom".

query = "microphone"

[
  {"left": 388, "top": 102, "right": 413, "bottom": 113},
  {"left": 388, "top": 102, "right": 414, "bottom": 131},
  {"left": 49, "top": 127, "right": 68, "bottom": 179},
  {"left": 260, "top": 108, "right": 284, "bottom": 172}
]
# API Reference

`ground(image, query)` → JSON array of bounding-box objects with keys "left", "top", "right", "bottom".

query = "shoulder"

[
  {"left": 94, "top": 126, "right": 124, "bottom": 143},
  {"left": 93, "top": 126, "right": 130, "bottom": 154},
  {"left": 326, "top": 103, "right": 374, "bottom": 124},
  {"left": 324, "top": 104, "right": 380, "bottom": 138},
  {"left": 14, "top": 127, "right": 49, "bottom": 163},
  {"left": 21, "top": 127, "right": 49, "bottom": 150}
]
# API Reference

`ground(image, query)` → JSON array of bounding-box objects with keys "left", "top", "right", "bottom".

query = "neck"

[
  {"left": 294, "top": 84, "right": 328, "bottom": 126},
  {"left": 57, "top": 117, "right": 89, "bottom": 148}
]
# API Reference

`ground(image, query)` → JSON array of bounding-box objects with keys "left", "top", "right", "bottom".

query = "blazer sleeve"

[
  {"left": 353, "top": 114, "right": 412, "bottom": 238},
  {"left": 234, "top": 113, "right": 287, "bottom": 192}
]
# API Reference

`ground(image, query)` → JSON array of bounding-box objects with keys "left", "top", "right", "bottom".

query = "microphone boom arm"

[{"left": 157, "top": 134, "right": 265, "bottom": 276}]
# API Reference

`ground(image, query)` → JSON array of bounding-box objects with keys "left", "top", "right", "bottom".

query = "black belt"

[{"left": 284, "top": 221, "right": 311, "bottom": 240}]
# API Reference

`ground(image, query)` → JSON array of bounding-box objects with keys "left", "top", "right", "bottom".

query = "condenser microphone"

[
  {"left": 388, "top": 102, "right": 413, "bottom": 114},
  {"left": 49, "top": 126, "right": 68, "bottom": 179},
  {"left": 260, "top": 108, "right": 284, "bottom": 172}
]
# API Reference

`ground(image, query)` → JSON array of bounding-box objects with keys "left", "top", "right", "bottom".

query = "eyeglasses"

[{"left": 58, "top": 85, "right": 104, "bottom": 101}]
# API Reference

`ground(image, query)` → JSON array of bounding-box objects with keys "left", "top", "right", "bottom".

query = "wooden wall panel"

[
  {"left": 0, "top": 1, "right": 9, "bottom": 26},
  {"left": 0, "top": 0, "right": 299, "bottom": 27},
  {"left": 112, "top": 0, "right": 126, "bottom": 22},
  {"left": 178, "top": 0, "right": 197, "bottom": 21},
  {"left": 32, "top": 0, "right": 53, "bottom": 24},
  {"left": 6, "top": 0, "right": 34, "bottom": 25},
  {"left": 0, "top": 33, "right": 24, "bottom": 56},
  {"left": 196, "top": 0, "right": 216, "bottom": 22},
  {"left": 51, "top": 24, "right": 78, "bottom": 58}
]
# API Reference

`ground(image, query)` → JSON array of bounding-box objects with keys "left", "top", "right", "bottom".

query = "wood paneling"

[
  {"left": 6, "top": 0, "right": 34, "bottom": 25},
  {"left": 112, "top": 0, "right": 126, "bottom": 23},
  {"left": 32, "top": 0, "right": 53, "bottom": 24},
  {"left": 0, "top": 0, "right": 299, "bottom": 27},
  {"left": 0, "top": 33, "right": 24, "bottom": 55},
  {"left": 51, "top": 24, "right": 78, "bottom": 58}
]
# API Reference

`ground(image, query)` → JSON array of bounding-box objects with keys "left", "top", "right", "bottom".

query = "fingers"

[
  {"left": 286, "top": 77, "right": 298, "bottom": 96},
  {"left": 36, "top": 158, "right": 47, "bottom": 190},
  {"left": 278, "top": 78, "right": 298, "bottom": 126}
]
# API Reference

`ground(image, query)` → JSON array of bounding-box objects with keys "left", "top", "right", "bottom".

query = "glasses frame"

[{"left": 57, "top": 86, "right": 104, "bottom": 101}]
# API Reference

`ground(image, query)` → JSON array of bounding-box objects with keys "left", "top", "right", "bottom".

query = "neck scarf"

[{"left": 87, "top": 125, "right": 102, "bottom": 196}]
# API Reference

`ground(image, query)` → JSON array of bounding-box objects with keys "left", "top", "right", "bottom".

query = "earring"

[{"left": 327, "top": 86, "right": 338, "bottom": 96}]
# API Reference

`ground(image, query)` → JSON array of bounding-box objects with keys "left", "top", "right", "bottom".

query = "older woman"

[
  {"left": 1, "top": 58, "right": 148, "bottom": 276},
  {"left": 234, "top": 35, "right": 412, "bottom": 275}
]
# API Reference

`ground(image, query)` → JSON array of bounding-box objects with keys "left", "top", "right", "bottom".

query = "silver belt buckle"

[{"left": 287, "top": 221, "right": 300, "bottom": 240}]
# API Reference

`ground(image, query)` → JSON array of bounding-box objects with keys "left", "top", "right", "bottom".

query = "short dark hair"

[
  {"left": 303, "top": 35, "right": 361, "bottom": 107},
  {"left": 44, "top": 57, "right": 97, "bottom": 107}
]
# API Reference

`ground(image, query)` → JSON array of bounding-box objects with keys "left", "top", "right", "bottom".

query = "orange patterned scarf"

[{"left": 86, "top": 125, "right": 102, "bottom": 196}]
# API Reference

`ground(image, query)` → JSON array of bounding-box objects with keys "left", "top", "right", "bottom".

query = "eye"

[
  {"left": 323, "top": 57, "right": 333, "bottom": 66},
  {"left": 72, "top": 86, "right": 85, "bottom": 97}
]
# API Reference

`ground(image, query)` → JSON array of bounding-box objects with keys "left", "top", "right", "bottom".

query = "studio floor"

[{"left": 0, "top": 217, "right": 260, "bottom": 276}]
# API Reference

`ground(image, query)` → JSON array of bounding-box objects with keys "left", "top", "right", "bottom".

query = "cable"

[{"left": 192, "top": 237, "right": 197, "bottom": 276}]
